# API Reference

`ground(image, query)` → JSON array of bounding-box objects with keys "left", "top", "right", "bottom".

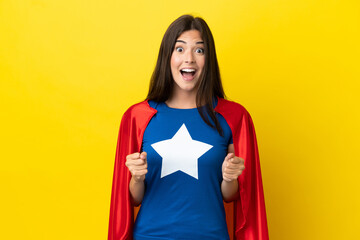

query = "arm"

[
  {"left": 125, "top": 152, "right": 148, "bottom": 206},
  {"left": 129, "top": 177, "right": 145, "bottom": 206},
  {"left": 221, "top": 144, "right": 245, "bottom": 202}
]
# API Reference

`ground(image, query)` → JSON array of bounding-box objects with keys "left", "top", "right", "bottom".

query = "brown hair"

[{"left": 146, "top": 14, "right": 226, "bottom": 135}]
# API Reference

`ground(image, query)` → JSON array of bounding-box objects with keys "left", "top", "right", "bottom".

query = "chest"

[{"left": 142, "top": 109, "right": 232, "bottom": 182}]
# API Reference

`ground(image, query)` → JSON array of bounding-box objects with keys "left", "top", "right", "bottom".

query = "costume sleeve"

[
  {"left": 234, "top": 111, "right": 269, "bottom": 240},
  {"left": 108, "top": 110, "right": 134, "bottom": 240}
]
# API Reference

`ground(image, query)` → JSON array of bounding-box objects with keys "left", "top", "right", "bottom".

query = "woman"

[{"left": 108, "top": 15, "right": 268, "bottom": 240}]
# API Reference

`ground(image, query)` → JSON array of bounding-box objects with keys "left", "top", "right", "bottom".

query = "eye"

[
  {"left": 175, "top": 47, "right": 184, "bottom": 52},
  {"left": 196, "top": 48, "right": 204, "bottom": 54}
]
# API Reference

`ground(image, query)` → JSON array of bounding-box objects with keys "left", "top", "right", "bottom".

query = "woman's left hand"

[{"left": 222, "top": 153, "right": 245, "bottom": 182}]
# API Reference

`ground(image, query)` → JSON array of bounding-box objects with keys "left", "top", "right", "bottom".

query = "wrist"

[
  {"left": 221, "top": 179, "right": 239, "bottom": 202},
  {"left": 129, "top": 176, "right": 145, "bottom": 206},
  {"left": 222, "top": 178, "right": 238, "bottom": 184},
  {"left": 131, "top": 176, "right": 145, "bottom": 184}
]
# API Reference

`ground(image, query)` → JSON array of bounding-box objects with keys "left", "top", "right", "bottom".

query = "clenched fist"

[
  {"left": 222, "top": 153, "right": 245, "bottom": 182},
  {"left": 125, "top": 152, "right": 148, "bottom": 182}
]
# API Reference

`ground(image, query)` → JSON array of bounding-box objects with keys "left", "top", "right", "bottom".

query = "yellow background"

[{"left": 1, "top": 0, "right": 359, "bottom": 239}]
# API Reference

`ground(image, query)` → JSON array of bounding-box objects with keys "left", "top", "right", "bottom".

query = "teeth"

[{"left": 181, "top": 69, "right": 195, "bottom": 72}]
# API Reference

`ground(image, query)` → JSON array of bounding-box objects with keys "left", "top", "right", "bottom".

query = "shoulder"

[
  {"left": 216, "top": 98, "right": 250, "bottom": 117},
  {"left": 123, "top": 100, "right": 156, "bottom": 116},
  {"left": 118, "top": 100, "right": 157, "bottom": 131},
  {"left": 216, "top": 98, "right": 257, "bottom": 137}
]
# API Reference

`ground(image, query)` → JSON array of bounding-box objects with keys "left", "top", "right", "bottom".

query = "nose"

[{"left": 184, "top": 50, "right": 195, "bottom": 63}]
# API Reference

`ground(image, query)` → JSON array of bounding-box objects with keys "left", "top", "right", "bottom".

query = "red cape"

[{"left": 108, "top": 98, "right": 269, "bottom": 240}]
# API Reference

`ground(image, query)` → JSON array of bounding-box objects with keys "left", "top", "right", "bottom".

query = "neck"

[{"left": 165, "top": 91, "right": 197, "bottom": 109}]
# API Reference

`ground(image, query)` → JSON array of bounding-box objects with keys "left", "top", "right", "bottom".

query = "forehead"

[{"left": 176, "top": 30, "right": 203, "bottom": 42}]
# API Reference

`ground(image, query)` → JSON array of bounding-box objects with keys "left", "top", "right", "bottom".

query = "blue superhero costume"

[{"left": 133, "top": 100, "right": 233, "bottom": 239}]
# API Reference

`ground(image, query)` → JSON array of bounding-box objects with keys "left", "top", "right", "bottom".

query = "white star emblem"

[{"left": 151, "top": 124, "right": 213, "bottom": 179}]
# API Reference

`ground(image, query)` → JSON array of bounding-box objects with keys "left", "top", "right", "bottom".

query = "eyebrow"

[{"left": 176, "top": 40, "right": 204, "bottom": 44}]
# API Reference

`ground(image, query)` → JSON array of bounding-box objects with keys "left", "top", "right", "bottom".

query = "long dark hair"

[{"left": 147, "top": 15, "right": 226, "bottom": 135}]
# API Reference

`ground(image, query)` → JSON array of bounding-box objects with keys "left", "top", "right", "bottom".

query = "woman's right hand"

[{"left": 125, "top": 152, "right": 148, "bottom": 182}]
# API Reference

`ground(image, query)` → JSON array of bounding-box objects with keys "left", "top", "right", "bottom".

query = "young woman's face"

[{"left": 170, "top": 30, "right": 205, "bottom": 97}]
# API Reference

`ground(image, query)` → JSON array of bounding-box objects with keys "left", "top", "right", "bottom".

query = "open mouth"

[{"left": 180, "top": 69, "right": 196, "bottom": 78}]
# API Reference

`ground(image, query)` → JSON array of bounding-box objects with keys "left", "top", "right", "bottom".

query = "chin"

[{"left": 179, "top": 82, "right": 197, "bottom": 91}]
